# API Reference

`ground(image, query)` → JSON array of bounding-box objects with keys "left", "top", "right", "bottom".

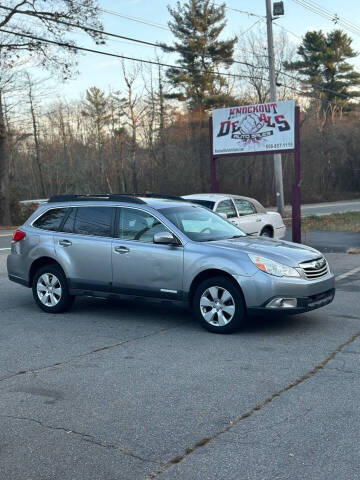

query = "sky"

[{"left": 14, "top": 0, "right": 360, "bottom": 102}]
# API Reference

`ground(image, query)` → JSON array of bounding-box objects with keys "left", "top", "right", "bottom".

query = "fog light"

[{"left": 266, "top": 298, "right": 297, "bottom": 308}]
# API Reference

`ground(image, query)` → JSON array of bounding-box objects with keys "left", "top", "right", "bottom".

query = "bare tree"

[
  {"left": 237, "top": 28, "right": 298, "bottom": 103},
  {"left": 122, "top": 63, "right": 146, "bottom": 193},
  {"left": 0, "top": 0, "right": 103, "bottom": 224},
  {"left": 24, "top": 72, "right": 46, "bottom": 197},
  {"left": 0, "top": 90, "right": 11, "bottom": 224}
]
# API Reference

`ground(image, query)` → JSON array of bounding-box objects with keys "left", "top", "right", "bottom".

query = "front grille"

[{"left": 300, "top": 257, "right": 328, "bottom": 279}]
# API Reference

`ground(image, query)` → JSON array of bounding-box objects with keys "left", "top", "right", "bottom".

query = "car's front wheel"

[
  {"left": 193, "top": 276, "right": 246, "bottom": 333},
  {"left": 32, "top": 265, "right": 74, "bottom": 313}
]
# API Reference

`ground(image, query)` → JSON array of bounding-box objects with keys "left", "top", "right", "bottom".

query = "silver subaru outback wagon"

[{"left": 7, "top": 194, "right": 335, "bottom": 333}]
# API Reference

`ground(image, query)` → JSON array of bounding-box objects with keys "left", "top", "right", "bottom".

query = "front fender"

[{"left": 183, "top": 243, "right": 257, "bottom": 292}]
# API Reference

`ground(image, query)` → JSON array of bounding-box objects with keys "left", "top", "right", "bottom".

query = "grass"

[{"left": 301, "top": 211, "right": 360, "bottom": 232}]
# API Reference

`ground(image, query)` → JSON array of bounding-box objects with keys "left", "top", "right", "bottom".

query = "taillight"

[{"left": 12, "top": 230, "right": 26, "bottom": 242}]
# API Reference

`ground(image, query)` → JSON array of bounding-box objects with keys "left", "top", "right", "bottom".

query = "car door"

[
  {"left": 232, "top": 199, "right": 262, "bottom": 235},
  {"left": 53, "top": 206, "right": 114, "bottom": 291},
  {"left": 111, "top": 207, "right": 184, "bottom": 299},
  {"left": 215, "top": 200, "right": 239, "bottom": 227}
]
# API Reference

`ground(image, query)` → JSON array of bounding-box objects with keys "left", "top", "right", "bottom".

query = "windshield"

[{"left": 159, "top": 205, "right": 246, "bottom": 242}]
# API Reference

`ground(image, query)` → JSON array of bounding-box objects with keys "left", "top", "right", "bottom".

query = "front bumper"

[
  {"left": 234, "top": 269, "right": 336, "bottom": 315},
  {"left": 247, "top": 288, "right": 335, "bottom": 315}
]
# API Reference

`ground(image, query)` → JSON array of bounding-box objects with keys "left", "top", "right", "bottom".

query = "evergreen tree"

[
  {"left": 164, "top": 0, "right": 236, "bottom": 111},
  {"left": 284, "top": 30, "right": 360, "bottom": 118}
]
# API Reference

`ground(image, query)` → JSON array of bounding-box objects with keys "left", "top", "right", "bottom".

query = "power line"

[
  {"left": 0, "top": 27, "right": 260, "bottom": 81},
  {"left": 6, "top": 27, "right": 356, "bottom": 110},
  {"left": 0, "top": 7, "right": 297, "bottom": 83},
  {"left": 291, "top": 0, "right": 360, "bottom": 37},
  {"left": 1, "top": 16, "right": 354, "bottom": 103},
  {"left": 221, "top": 4, "right": 264, "bottom": 19},
  {"left": 0, "top": 5, "right": 269, "bottom": 63},
  {"left": 87, "top": 1, "right": 265, "bottom": 29},
  {"left": 240, "top": 18, "right": 264, "bottom": 36},
  {"left": 1, "top": 6, "right": 356, "bottom": 104},
  {"left": 273, "top": 22, "right": 302, "bottom": 40},
  {"left": 0, "top": 7, "right": 287, "bottom": 80}
]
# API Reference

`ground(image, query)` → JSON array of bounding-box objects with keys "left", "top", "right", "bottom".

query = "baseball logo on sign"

[
  {"left": 212, "top": 100, "right": 295, "bottom": 154},
  {"left": 239, "top": 114, "right": 263, "bottom": 136}
]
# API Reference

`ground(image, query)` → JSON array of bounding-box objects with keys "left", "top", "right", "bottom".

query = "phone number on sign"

[{"left": 265, "top": 142, "right": 294, "bottom": 149}]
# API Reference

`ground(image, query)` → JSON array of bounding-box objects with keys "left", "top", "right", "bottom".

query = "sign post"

[
  {"left": 209, "top": 101, "right": 301, "bottom": 243},
  {"left": 292, "top": 106, "right": 301, "bottom": 243},
  {"left": 209, "top": 116, "right": 218, "bottom": 193}
]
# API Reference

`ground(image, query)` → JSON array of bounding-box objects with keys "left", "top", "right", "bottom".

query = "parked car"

[
  {"left": 7, "top": 194, "right": 334, "bottom": 333},
  {"left": 183, "top": 193, "right": 286, "bottom": 238}
]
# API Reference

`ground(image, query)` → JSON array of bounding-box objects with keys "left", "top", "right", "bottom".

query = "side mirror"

[
  {"left": 218, "top": 212, "right": 227, "bottom": 219},
  {"left": 153, "top": 231, "right": 177, "bottom": 245}
]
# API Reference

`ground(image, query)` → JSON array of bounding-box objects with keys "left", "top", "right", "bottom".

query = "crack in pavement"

[
  {"left": 146, "top": 329, "right": 360, "bottom": 479},
  {"left": 328, "top": 313, "right": 360, "bottom": 321},
  {"left": 0, "top": 414, "right": 159, "bottom": 465},
  {"left": 0, "top": 325, "right": 178, "bottom": 385}
]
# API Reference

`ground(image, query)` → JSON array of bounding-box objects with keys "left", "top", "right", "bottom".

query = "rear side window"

[
  {"left": 72, "top": 207, "right": 113, "bottom": 237},
  {"left": 61, "top": 208, "right": 76, "bottom": 233},
  {"left": 233, "top": 199, "right": 256, "bottom": 216},
  {"left": 33, "top": 208, "right": 68, "bottom": 231}
]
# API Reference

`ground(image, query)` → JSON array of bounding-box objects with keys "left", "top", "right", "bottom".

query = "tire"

[
  {"left": 260, "top": 227, "right": 273, "bottom": 238},
  {"left": 193, "top": 276, "right": 246, "bottom": 334},
  {"left": 32, "top": 264, "right": 75, "bottom": 313}
]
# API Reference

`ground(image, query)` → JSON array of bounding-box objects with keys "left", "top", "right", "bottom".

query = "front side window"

[
  {"left": 33, "top": 208, "right": 68, "bottom": 231},
  {"left": 118, "top": 208, "right": 170, "bottom": 243},
  {"left": 233, "top": 199, "right": 256, "bottom": 216},
  {"left": 160, "top": 205, "right": 246, "bottom": 242},
  {"left": 215, "top": 200, "right": 237, "bottom": 219},
  {"left": 61, "top": 206, "right": 113, "bottom": 237}
]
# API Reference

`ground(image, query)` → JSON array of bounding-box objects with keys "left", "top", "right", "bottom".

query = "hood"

[{"left": 209, "top": 236, "right": 322, "bottom": 267}]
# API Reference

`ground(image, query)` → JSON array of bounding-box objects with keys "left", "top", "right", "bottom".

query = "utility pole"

[{"left": 265, "top": 0, "right": 285, "bottom": 216}]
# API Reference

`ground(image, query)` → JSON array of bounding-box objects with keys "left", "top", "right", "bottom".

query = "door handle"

[
  {"left": 59, "top": 239, "right": 72, "bottom": 247},
  {"left": 256, "top": 218, "right": 262, "bottom": 222},
  {"left": 114, "top": 245, "right": 130, "bottom": 254}
]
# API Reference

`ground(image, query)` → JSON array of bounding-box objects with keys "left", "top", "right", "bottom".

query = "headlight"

[{"left": 248, "top": 254, "right": 300, "bottom": 277}]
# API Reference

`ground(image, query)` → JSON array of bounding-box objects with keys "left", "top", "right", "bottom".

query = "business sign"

[{"left": 212, "top": 100, "right": 295, "bottom": 156}]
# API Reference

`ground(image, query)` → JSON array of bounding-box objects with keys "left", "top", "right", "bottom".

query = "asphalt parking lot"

[{"left": 0, "top": 251, "right": 360, "bottom": 480}]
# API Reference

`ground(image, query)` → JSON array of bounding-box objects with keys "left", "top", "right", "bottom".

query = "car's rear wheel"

[
  {"left": 32, "top": 265, "right": 74, "bottom": 313},
  {"left": 260, "top": 227, "right": 273, "bottom": 237},
  {"left": 193, "top": 276, "right": 246, "bottom": 333}
]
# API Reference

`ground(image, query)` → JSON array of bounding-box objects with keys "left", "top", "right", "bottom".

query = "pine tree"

[
  {"left": 164, "top": 0, "right": 236, "bottom": 111},
  {"left": 284, "top": 30, "right": 360, "bottom": 119}
]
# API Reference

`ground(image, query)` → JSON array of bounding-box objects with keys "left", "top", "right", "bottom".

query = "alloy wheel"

[
  {"left": 36, "top": 273, "right": 62, "bottom": 307},
  {"left": 200, "top": 286, "right": 235, "bottom": 327}
]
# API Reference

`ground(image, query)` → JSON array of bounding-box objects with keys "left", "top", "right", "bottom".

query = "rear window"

[
  {"left": 33, "top": 208, "right": 68, "bottom": 231},
  {"left": 187, "top": 199, "right": 215, "bottom": 210},
  {"left": 72, "top": 207, "right": 113, "bottom": 237}
]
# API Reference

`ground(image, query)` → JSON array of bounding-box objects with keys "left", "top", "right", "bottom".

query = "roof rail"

[{"left": 48, "top": 194, "right": 145, "bottom": 204}]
